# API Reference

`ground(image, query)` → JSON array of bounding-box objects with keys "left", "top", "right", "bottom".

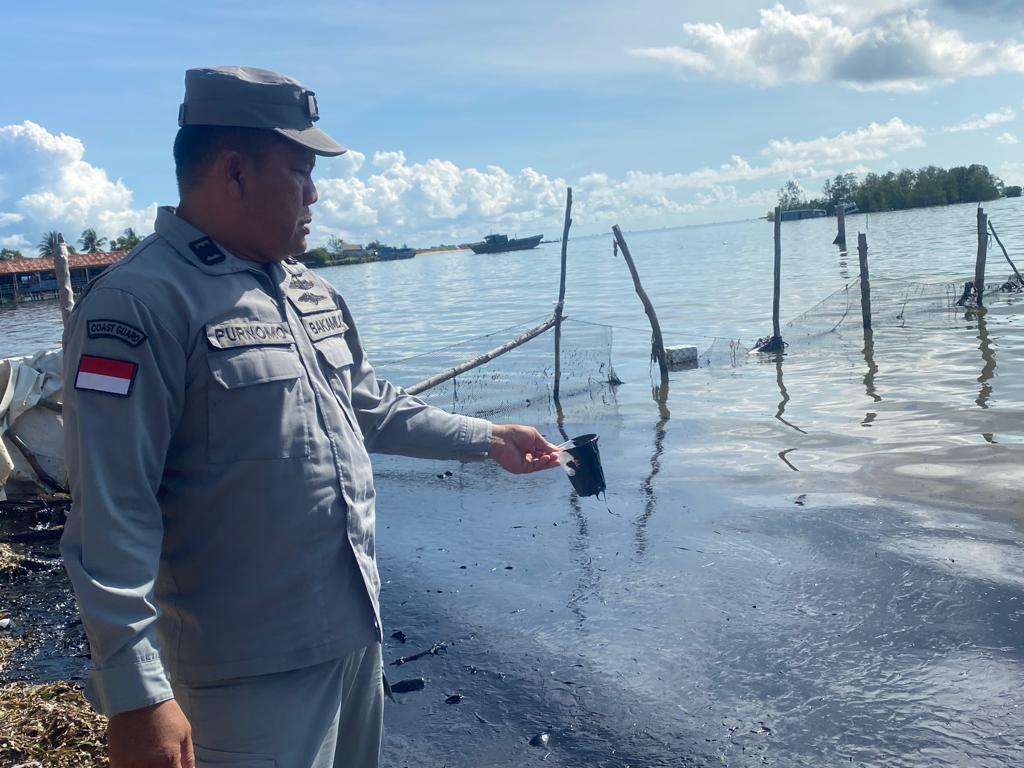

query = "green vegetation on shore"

[{"left": 769, "top": 164, "right": 1011, "bottom": 220}]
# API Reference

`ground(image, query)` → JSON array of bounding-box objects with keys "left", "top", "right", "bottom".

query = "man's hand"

[
  {"left": 108, "top": 699, "right": 194, "bottom": 768},
  {"left": 488, "top": 424, "right": 561, "bottom": 474}
]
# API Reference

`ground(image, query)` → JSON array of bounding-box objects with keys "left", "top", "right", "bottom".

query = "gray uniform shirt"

[{"left": 61, "top": 207, "right": 491, "bottom": 716}]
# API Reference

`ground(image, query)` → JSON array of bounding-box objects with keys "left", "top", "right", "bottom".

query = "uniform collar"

[{"left": 154, "top": 206, "right": 261, "bottom": 276}]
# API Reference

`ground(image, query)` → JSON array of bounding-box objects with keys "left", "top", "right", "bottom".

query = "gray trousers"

[{"left": 172, "top": 643, "right": 384, "bottom": 768}]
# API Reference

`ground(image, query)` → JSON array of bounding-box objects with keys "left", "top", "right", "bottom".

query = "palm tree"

[
  {"left": 113, "top": 227, "right": 141, "bottom": 251},
  {"left": 79, "top": 228, "right": 107, "bottom": 253},
  {"left": 37, "top": 231, "right": 60, "bottom": 258}
]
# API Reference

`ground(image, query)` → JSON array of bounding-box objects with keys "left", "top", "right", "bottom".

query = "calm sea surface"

[{"left": 2, "top": 199, "right": 1024, "bottom": 767}]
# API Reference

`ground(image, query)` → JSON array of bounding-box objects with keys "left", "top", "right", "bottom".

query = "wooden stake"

[
  {"left": 988, "top": 220, "right": 1023, "bottom": 285},
  {"left": 611, "top": 225, "right": 669, "bottom": 382},
  {"left": 773, "top": 206, "right": 782, "bottom": 341},
  {"left": 833, "top": 205, "right": 847, "bottom": 248},
  {"left": 52, "top": 233, "right": 75, "bottom": 330},
  {"left": 553, "top": 187, "right": 572, "bottom": 401},
  {"left": 406, "top": 315, "right": 559, "bottom": 395},
  {"left": 975, "top": 207, "right": 988, "bottom": 306},
  {"left": 858, "top": 232, "right": 872, "bottom": 330}
]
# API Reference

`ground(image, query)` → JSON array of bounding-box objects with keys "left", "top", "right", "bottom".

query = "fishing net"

[
  {"left": 373, "top": 317, "right": 618, "bottom": 420},
  {"left": 699, "top": 262, "right": 1024, "bottom": 370}
]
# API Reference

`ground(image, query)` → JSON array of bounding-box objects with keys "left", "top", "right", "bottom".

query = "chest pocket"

[
  {"left": 206, "top": 346, "right": 311, "bottom": 463},
  {"left": 313, "top": 336, "right": 363, "bottom": 436}
]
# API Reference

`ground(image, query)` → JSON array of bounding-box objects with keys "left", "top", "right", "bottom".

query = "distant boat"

[
  {"left": 779, "top": 209, "right": 827, "bottom": 222},
  {"left": 375, "top": 246, "right": 416, "bottom": 261},
  {"left": 468, "top": 234, "right": 543, "bottom": 254}
]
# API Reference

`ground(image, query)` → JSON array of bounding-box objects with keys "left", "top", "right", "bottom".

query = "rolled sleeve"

[
  {"left": 60, "top": 287, "right": 184, "bottom": 716},
  {"left": 83, "top": 647, "right": 174, "bottom": 716}
]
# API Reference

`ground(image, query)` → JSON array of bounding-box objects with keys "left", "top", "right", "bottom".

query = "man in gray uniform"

[{"left": 61, "top": 66, "right": 560, "bottom": 768}]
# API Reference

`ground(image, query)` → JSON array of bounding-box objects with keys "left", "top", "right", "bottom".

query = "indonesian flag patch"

[{"left": 75, "top": 355, "right": 138, "bottom": 397}]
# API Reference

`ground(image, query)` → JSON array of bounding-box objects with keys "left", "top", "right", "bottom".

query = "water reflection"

[
  {"left": 839, "top": 250, "right": 850, "bottom": 282},
  {"left": 774, "top": 354, "right": 807, "bottom": 435},
  {"left": 862, "top": 329, "right": 880, "bottom": 404},
  {"left": 634, "top": 382, "right": 670, "bottom": 559},
  {"left": 555, "top": 400, "right": 598, "bottom": 627},
  {"left": 970, "top": 309, "right": 996, "bottom": 410}
]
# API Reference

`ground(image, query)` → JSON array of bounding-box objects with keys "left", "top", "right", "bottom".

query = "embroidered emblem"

[
  {"left": 74, "top": 355, "right": 138, "bottom": 397},
  {"left": 206, "top": 321, "right": 294, "bottom": 349},
  {"left": 302, "top": 310, "right": 349, "bottom": 342},
  {"left": 284, "top": 275, "right": 333, "bottom": 315},
  {"left": 189, "top": 237, "right": 225, "bottom": 265},
  {"left": 297, "top": 291, "right": 327, "bottom": 305},
  {"left": 87, "top": 319, "right": 148, "bottom": 347}
]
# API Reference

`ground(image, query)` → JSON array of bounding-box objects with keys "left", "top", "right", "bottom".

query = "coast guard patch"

[
  {"left": 75, "top": 355, "right": 138, "bottom": 397},
  {"left": 87, "top": 319, "right": 147, "bottom": 347}
]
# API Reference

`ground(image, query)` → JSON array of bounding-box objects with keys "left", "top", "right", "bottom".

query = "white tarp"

[{"left": 0, "top": 350, "right": 65, "bottom": 499}]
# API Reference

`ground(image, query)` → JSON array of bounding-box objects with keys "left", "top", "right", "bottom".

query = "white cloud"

[
  {"left": 803, "top": 0, "right": 918, "bottom": 24},
  {"left": 0, "top": 121, "right": 155, "bottom": 252},
  {"left": 941, "top": 107, "right": 1016, "bottom": 133},
  {"left": 765, "top": 117, "right": 925, "bottom": 166},
  {"left": 997, "top": 132, "right": 1020, "bottom": 145},
  {"left": 0, "top": 114, "right": 939, "bottom": 251},
  {"left": 308, "top": 116, "right": 924, "bottom": 242},
  {"left": 630, "top": 4, "right": 1024, "bottom": 91}
]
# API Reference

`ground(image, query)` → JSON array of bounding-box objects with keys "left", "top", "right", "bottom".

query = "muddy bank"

[{"left": 0, "top": 502, "right": 104, "bottom": 767}]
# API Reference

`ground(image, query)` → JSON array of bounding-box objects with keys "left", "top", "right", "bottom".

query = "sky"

[{"left": 0, "top": 0, "right": 1022, "bottom": 252}]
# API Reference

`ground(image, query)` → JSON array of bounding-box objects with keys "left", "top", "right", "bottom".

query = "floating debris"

[
  {"left": 0, "top": 544, "right": 22, "bottom": 576},
  {"left": 389, "top": 678, "right": 426, "bottom": 694},
  {"left": 390, "top": 630, "right": 407, "bottom": 644},
  {"left": 445, "top": 694, "right": 464, "bottom": 705},
  {"left": 529, "top": 732, "right": 551, "bottom": 748},
  {"left": 390, "top": 641, "right": 447, "bottom": 667}
]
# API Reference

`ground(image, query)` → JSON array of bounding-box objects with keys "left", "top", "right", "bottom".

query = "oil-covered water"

[{"left": 2, "top": 199, "right": 1023, "bottom": 766}]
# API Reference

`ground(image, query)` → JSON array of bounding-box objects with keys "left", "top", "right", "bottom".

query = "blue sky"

[{"left": 0, "top": 0, "right": 1021, "bottom": 250}]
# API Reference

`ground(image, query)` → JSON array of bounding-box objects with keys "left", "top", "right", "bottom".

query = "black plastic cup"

[{"left": 561, "top": 434, "right": 606, "bottom": 498}]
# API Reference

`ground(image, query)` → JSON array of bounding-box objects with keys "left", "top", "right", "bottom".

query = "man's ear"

[{"left": 223, "top": 151, "right": 245, "bottom": 201}]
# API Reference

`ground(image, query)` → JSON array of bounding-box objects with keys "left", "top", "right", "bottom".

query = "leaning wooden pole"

[
  {"left": 858, "top": 232, "right": 872, "bottom": 330},
  {"left": 52, "top": 233, "right": 75, "bottom": 330},
  {"left": 553, "top": 187, "right": 573, "bottom": 401},
  {"left": 975, "top": 207, "right": 988, "bottom": 307},
  {"left": 611, "top": 225, "right": 669, "bottom": 381},
  {"left": 406, "top": 316, "right": 559, "bottom": 395},
  {"left": 988, "top": 220, "right": 1023, "bottom": 285}
]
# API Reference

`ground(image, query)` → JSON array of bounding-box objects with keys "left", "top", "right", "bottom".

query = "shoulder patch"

[
  {"left": 74, "top": 355, "right": 137, "bottom": 397},
  {"left": 206, "top": 320, "right": 294, "bottom": 349},
  {"left": 87, "top": 319, "right": 148, "bottom": 347},
  {"left": 189, "top": 237, "right": 225, "bottom": 265},
  {"left": 302, "top": 309, "right": 349, "bottom": 342},
  {"left": 285, "top": 273, "right": 334, "bottom": 315}
]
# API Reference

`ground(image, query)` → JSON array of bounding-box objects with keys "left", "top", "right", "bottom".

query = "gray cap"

[{"left": 179, "top": 66, "right": 346, "bottom": 157}]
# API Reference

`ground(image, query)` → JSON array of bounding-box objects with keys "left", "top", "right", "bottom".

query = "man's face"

[{"left": 243, "top": 138, "right": 318, "bottom": 261}]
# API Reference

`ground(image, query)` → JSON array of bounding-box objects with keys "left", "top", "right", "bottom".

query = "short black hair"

[{"left": 173, "top": 125, "right": 283, "bottom": 193}]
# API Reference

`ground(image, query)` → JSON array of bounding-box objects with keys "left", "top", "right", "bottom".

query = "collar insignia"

[{"left": 189, "top": 237, "right": 225, "bottom": 265}]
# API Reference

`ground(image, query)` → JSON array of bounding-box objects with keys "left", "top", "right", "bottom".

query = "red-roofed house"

[{"left": 0, "top": 251, "right": 128, "bottom": 304}]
